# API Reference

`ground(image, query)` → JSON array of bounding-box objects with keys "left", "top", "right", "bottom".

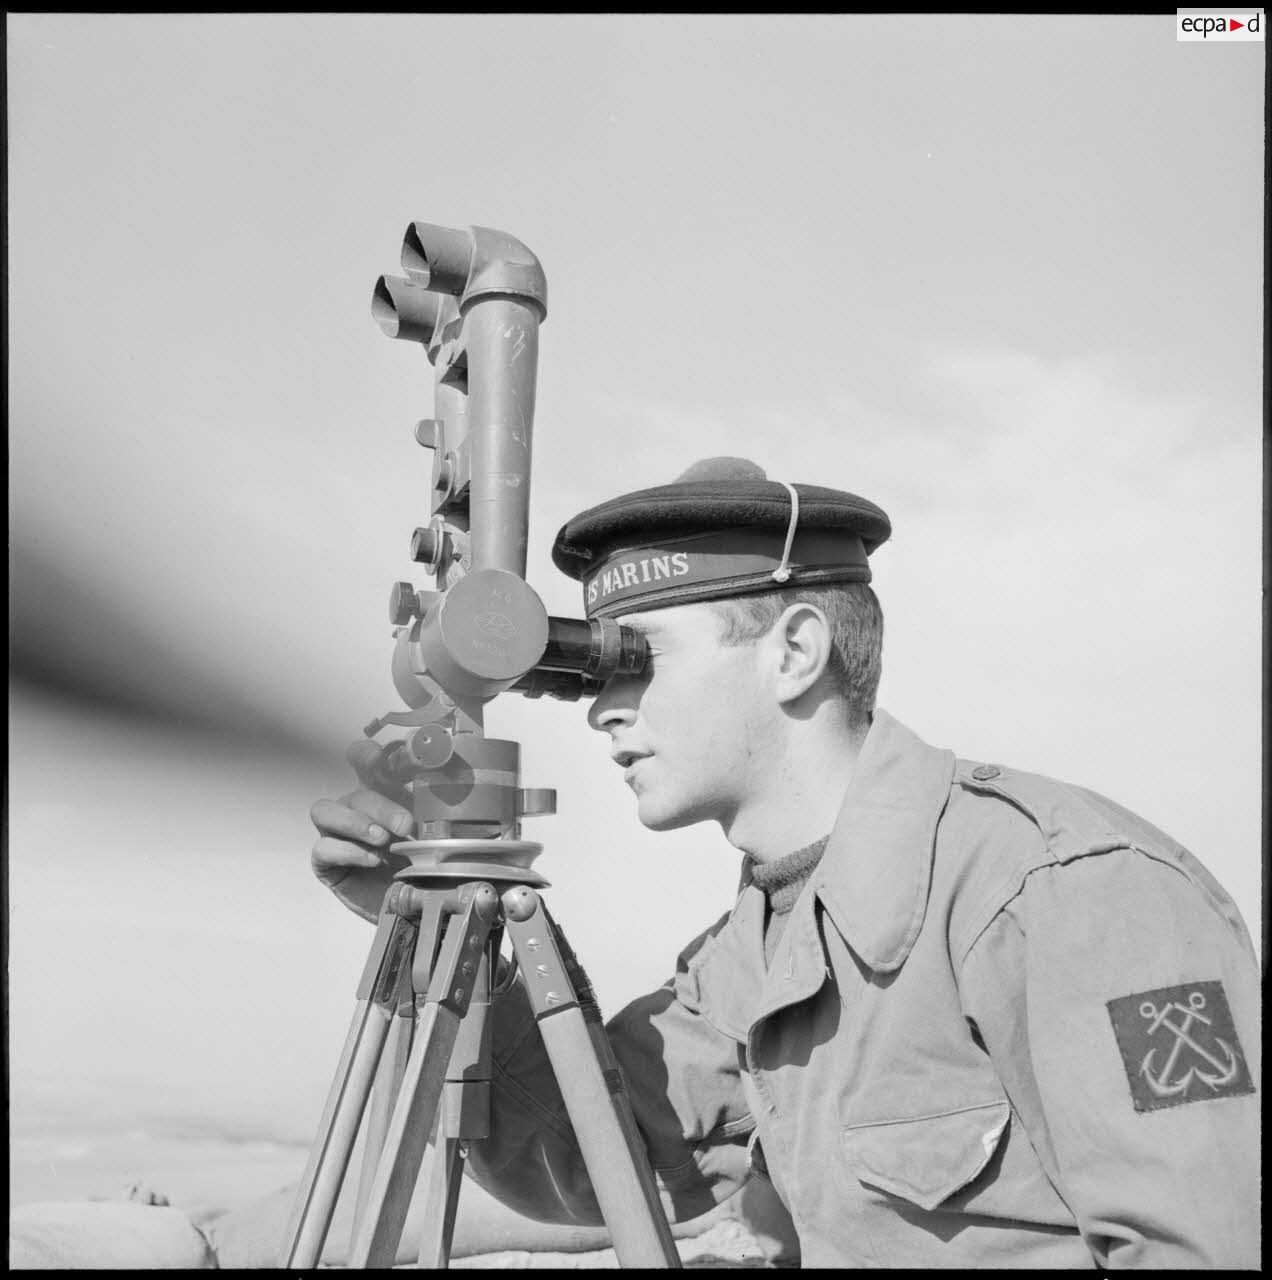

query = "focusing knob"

[
  {"left": 410, "top": 520, "right": 446, "bottom": 568},
  {"left": 390, "top": 581, "right": 423, "bottom": 626}
]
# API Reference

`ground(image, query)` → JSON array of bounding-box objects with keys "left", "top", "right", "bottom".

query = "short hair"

[{"left": 709, "top": 582, "right": 883, "bottom": 722}]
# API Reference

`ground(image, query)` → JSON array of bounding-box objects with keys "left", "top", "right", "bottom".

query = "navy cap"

[{"left": 552, "top": 457, "right": 891, "bottom": 619}]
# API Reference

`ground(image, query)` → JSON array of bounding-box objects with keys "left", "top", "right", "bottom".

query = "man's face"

[{"left": 587, "top": 601, "right": 776, "bottom": 832}]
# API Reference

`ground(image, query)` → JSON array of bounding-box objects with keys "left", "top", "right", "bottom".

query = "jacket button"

[{"left": 971, "top": 764, "right": 1002, "bottom": 781}]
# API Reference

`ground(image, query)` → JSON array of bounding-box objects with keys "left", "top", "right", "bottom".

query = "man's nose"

[{"left": 587, "top": 678, "right": 639, "bottom": 733}]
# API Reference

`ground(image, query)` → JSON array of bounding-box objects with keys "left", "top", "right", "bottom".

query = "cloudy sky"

[{"left": 7, "top": 14, "right": 1264, "bottom": 1213}]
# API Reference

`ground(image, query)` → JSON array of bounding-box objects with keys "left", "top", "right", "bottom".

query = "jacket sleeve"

[
  {"left": 462, "top": 918, "right": 754, "bottom": 1226},
  {"left": 958, "top": 844, "right": 1261, "bottom": 1269}
]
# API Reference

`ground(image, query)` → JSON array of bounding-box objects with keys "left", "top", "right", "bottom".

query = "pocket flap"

[{"left": 841, "top": 1099, "right": 1010, "bottom": 1211}]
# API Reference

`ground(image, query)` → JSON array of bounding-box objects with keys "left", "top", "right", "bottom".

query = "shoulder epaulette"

[{"left": 953, "top": 761, "right": 1131, "bottom": 865}]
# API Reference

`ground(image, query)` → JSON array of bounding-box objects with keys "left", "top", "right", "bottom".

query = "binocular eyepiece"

[{"left": 512, "top": 615, "right": 646, "bottom": 700}]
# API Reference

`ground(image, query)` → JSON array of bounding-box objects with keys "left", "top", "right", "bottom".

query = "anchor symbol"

[{"left": 1138, "top": 991, "right": 1240, "bottom": 1098}]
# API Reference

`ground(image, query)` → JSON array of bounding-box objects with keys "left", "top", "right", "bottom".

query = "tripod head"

[{"left": 364, "top": 222, "right": 644, "bottom": 880}]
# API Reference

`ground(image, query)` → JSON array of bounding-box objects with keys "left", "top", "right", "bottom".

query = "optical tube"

[{"left": 538, "top": 616, "right": 646, "bottom": 680}]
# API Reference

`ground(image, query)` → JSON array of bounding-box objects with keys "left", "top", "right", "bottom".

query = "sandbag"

[
  {"left": 207, "top": 1171, "right": 799, "bottom": 1268},
  {"left": 9, "top": 1201, "right": 215, "bottom": 1270}
]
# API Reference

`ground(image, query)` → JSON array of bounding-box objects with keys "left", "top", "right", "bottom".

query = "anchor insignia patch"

[{"left": 1107, "top": 981, "right": 1254, "bottom": 1113}]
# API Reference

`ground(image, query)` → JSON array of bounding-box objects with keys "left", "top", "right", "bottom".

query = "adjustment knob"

[
  {"left": 410, "top": 523, "right": 444, "bottom": 567},
  {"left": 389, "top": 581, "right": 423, "bottom": 626},
  {"left": 404, "top": 724, "right": 455, "bottom": 769}
]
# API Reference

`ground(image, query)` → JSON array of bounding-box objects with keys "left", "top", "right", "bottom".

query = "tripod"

[
  {"left": 286, "top": 220, "right": 679, "bottom": 1267},
  {"left": 282, "top": 839, "right": 682, "bottom": 1269}
]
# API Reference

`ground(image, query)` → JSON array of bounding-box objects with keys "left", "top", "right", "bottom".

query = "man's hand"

[{"left": 310, "top": 739, "right": 415, "bottom": 922}]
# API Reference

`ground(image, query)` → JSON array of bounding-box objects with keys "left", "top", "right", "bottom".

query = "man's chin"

[
  {"left": 634, "top": 795, "right": 705, "bottom": 833},
  {"left": 635, "top": 806, "right": 684, "bottom": 832}
]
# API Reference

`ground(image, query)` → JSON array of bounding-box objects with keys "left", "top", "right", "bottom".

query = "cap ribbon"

[{"left": 583, "top": 525, "right": 870, "bottom": 618}]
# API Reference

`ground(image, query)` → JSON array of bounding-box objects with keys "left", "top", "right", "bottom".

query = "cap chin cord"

[{"left": 772, "top": 482, "right": 799, "bottom": 583}]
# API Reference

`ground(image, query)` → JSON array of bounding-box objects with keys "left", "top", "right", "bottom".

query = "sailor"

[{"left": 310, "top": 456, "right": 1260, "bottom": 1268}]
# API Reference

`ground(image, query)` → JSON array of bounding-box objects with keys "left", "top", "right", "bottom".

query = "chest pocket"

[
  {"left": 840, "top": 1099, "right": 1009, "bottom": 1211},
  {"left": 839, "top": 1097, "right": 1077, "bottom": 1233}
]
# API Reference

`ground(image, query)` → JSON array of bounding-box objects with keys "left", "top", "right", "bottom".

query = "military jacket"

[{"left": 467, "top": 710, "right": 1260, "bottom": 1268}]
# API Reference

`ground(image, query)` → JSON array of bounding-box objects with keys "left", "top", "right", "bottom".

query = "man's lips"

[{"left": 612, "top": 749, "right": 652, "bottom": 782}]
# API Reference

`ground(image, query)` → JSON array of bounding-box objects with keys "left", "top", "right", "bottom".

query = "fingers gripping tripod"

[{"left": 284, "top": 223, "right": 679, "bottom": 1268}]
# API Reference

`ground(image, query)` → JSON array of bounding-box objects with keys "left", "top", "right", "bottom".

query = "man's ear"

[{"left": 770, "top": 603, "right": 834, "bottom": 705}]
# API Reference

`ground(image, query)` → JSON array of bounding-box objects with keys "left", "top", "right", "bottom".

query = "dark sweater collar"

[{"left": 748, "top": 835, "right": 830, "bottom": 915}]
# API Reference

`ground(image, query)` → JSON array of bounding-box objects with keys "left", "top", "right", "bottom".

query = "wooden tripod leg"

[
  {"left": 351, "top": 988, "right": 415, "bottom": 1247},
  {"left": 415, "top": 921, "right": 498, "bottom": 1268},
  {"left": 503, "top": 887, "right": 683, "bottom": 1269},
  {"left": 282, "top": 906, "right": 418, "bottom": 1268},
  {"left": 348, "top": 882, "right": 500, "bottom": 1269},
  {"left": 416, "top": 1137, "right": 468, "bottom": 1268}
]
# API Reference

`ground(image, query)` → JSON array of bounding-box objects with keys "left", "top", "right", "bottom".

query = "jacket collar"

[
  {"left": 689, "top": 710, "right": 956, "bottom": 1042},
  {"left": 813, "top": 708, "right": 956, "bottom": 974}
]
